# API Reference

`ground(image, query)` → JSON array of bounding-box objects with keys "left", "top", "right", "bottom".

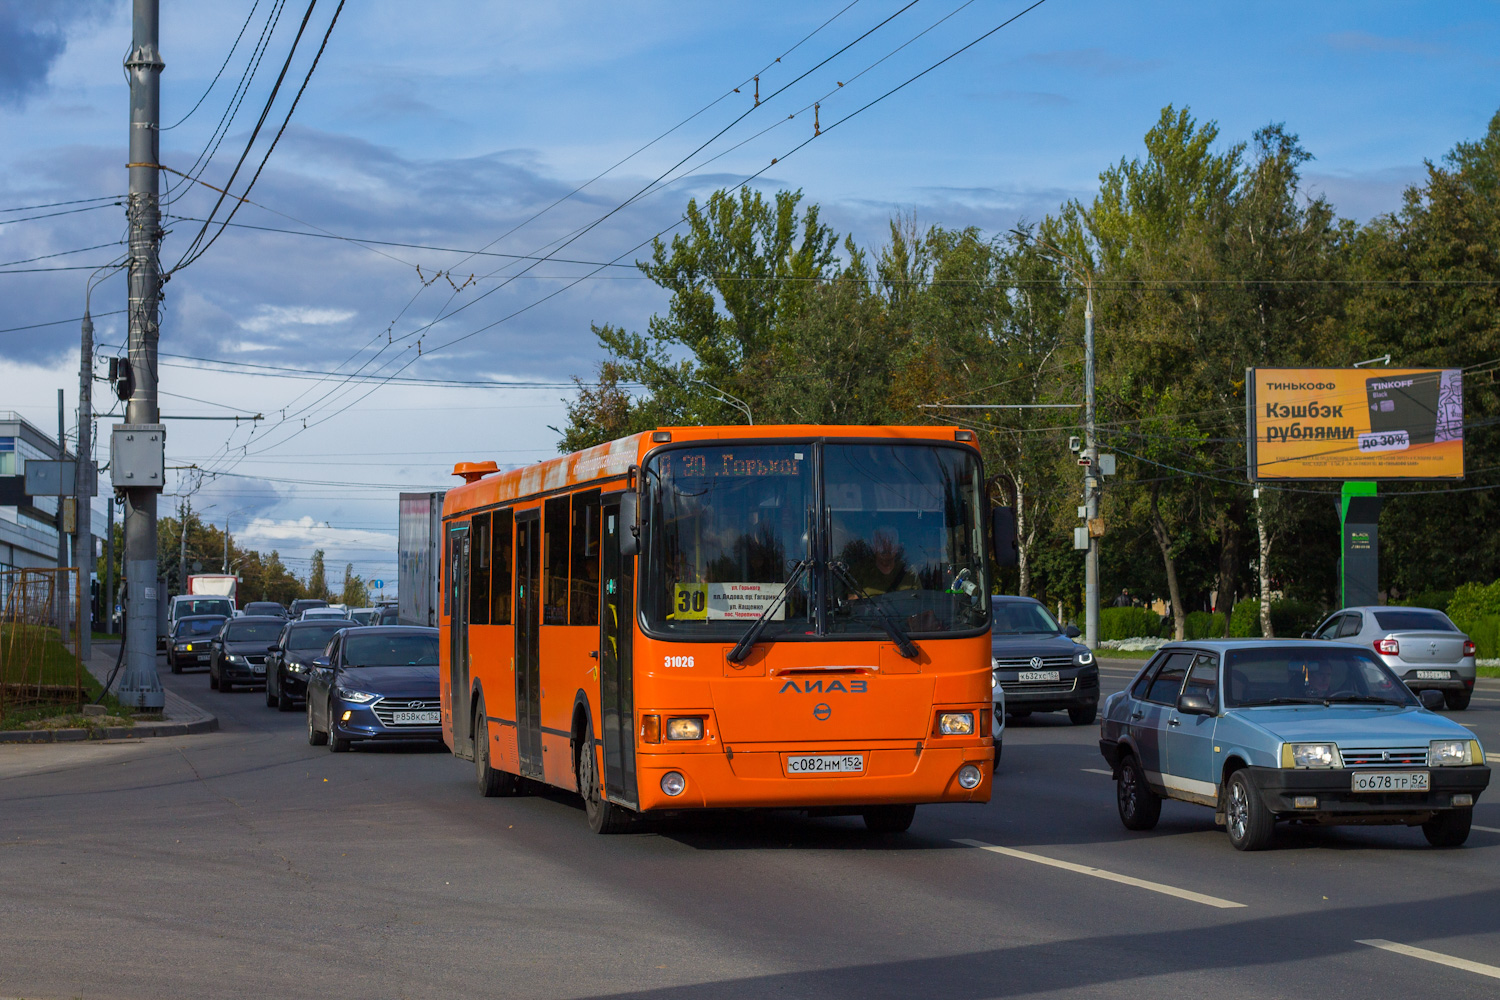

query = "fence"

[{"left": 0, "top": 567, "right": 84, "bottom": 719}]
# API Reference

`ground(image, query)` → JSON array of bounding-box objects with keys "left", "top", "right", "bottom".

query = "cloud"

[
  {"left": 1302, "top": 165, "right": 1427, "bottom": 223},
  {"left": 0, "top": 1, "right": 112, "bottom": 107},
  {"left": 1326, "top": 31, "right": 1445, "bottom": 58},
  {"left": 240, "top": 306, "right": 358, "bottom": 334}
]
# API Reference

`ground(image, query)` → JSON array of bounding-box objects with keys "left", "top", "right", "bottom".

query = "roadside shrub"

[
  {"left": 1099, "top": 606, "right": 1164, "bottom": 641},
  {"left": 1448, "top": 581, "right": 1500, "bottom": 623},
  {"left": 1392, "top": 589, "right": 1456, "bottom": 612},
  {"left": 1226, "top": 598, "right": 1323, "bottom": 638},
  {"left": 1451, "top": 615, "right": 1500, "bottom": 659},
  {"left": 1183, "top": 611, "right": 1226, "bottom": 640}
]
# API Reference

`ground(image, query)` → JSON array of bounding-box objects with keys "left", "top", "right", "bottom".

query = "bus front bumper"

[{"left": 630, "top": 743, "right": 993, "bottom": 811}]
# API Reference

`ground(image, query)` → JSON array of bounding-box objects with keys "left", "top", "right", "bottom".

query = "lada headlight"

[
  {"left": 1429, "top": 740, "right": 1475, "bottom": 766},
  {"left": 1284, "top": 743, "right": 1343, "bottom": 769}
]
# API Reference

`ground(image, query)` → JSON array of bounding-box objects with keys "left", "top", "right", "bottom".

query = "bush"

[
  {"left": 1099, "top": 606, "right": 1164, "bottom": 641},
  {"left": 1452, "top": 615, "right": 1500, "bottom": 659},
  {"left": 1449, "top": 581, "right": 1500, "bottom": 623},
  {"left": 1226, "top": 598, "right": 1323, "bottom": 638},
  {"left": 1392, "top": 589, "right": 1455, "bottom": 612},
  {"left": 1183, "top": 611, "right": 1226, "bottom": 639}
]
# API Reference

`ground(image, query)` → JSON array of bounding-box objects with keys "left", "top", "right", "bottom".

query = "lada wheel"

[
  {"left": 1117, "top": 754, "right": 1161, "bottom": 831},
  {"left": 1225, "top": 770, "right": 1274, "bottom": 851},
  {"left": 862, "top": 804, "right": 917, "bottom": 833},
  {"left": 1422, "top": 808, "right": 1472, "bottom": 848}
]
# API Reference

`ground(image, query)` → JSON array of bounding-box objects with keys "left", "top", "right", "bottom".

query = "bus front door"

[
  {"left": 448, "top": 524, "right": 471, "bottom": 759},
  {"left": 515, "top": 510, "right": 544, "bottom": 779},
  {"left": 599, "top": 499, "right": 637, "bottom": 808}
]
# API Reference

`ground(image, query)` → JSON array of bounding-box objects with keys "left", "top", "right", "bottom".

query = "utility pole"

[
  {"left": 179, "top": 496, "right": 189, "bottom": 593},
  {"left": 76, "top": 312, "right": 94, "bottom": 662},
  {"left": 1083, "top": 284, "right": 1100, "bottom": 651},
  {"left": 223, "top": 515, "right": 229, "bottom": 572},
  {"left": 105, "top": 495, "right": 115, "bottom": 635},
  {"left": 116, "top": 0, "right": 165, "bottom": 711},
  {"left": 56, "top": 389, "right": 70, "bottom": 638}
]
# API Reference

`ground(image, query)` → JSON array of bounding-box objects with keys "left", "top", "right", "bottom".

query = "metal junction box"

[
  {"left": 24, "top": 460, "right": 76, "bottom": 496},
  {"left": 110, "top": 424, "right": 166, "bottom": 491}
]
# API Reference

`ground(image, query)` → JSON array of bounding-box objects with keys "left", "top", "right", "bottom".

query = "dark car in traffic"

[
  {"left": 166, "top": 614, "right": 228, "bottom": 673},
  {"left": 208, "top": 615, "right": 286, "bottom": 692},
  {"left": 242, "top": 601, "right": 288, "bottom": 619},
  {"left": 289, "top": 598, "right": 328, "bottom": 618},
  {"left": 377, "top": 605, "right": 400, "bottom": 625},
  {"left": 991, "top": 596, "right": 1099, "bottom": 724},
  {"left": 265, "top": 618, "right": 356, "bottom": 711},
  {"left": 306, "top": 627, "right": 441, "bottom": 752}
]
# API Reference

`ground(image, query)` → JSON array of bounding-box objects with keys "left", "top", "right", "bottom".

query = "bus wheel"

[
  {"left": 862, "top": 804, "right": 916, "bottom": 833},
  {"left": 474, "top": 701, "right": 519, "bottom": 798},
  {"left": 576, "top": 734, "right": 631, "bottom": 834}
]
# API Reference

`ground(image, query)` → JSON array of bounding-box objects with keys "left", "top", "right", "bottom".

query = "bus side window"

[
  {"left": 470, "top": 512, "right": 491, "bottom": 626},
  {"left": 570, "top": 490, "right": 601, "bottom": 626},
  {"left": 543, "top": 495, "right": 570, "bottom": 625},
  {"left": 491, "top": 509, "right": 513, "bottom": 625}
]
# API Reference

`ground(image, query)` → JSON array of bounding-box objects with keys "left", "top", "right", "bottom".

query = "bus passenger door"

[
  {"left": 599, "top": 499, "right": 637, "bottom": 808},
  {"left": 515, "top": 511, "right": 544, "bottom": 779},
  {"left": 448, "top": 524, "right": 472, "bottom": 759}
]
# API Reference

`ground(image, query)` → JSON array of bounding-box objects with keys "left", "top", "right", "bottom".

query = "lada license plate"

[
  {"left": 1415, "top": 670, "right": 1451, "bottom": 680},
  {"left": 787, "top": 754, "right": 864, "bottom": 775},
  {"left": 1352, "top": 771, "right": 1430, "bottom": 792},
  {"left": 1018, "top": 670, "right": 1060, "bottom": 682},
  {"left": 393, "top": 711, "right": 440, "bottom": 724}
]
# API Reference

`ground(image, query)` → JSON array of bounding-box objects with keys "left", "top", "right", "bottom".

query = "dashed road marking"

[
  {"left": 1357, "top": 939, "right": 1500, "bottom": 980},
  {"left": 953, "top": 838, "right": 1245, "bottom": 909},
  {"left": 1081, "top": 767, "right": 1114, "bottom": 775},
  {"left": 1472, "top": 824, "right": 1500, "bottom": 834}
]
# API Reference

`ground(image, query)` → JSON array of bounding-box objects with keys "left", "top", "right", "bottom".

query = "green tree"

[
  {"left": 340, "top": 562, "right": 369, "bottom": 608},
  {"left": 308, "top": 549, "right": 330, "bottom": 602}
]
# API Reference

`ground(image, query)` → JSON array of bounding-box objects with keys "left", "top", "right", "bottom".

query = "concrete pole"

[
  {"left": 76, "top": 312, "right": 94, "bottom": 661},
  {"left": 105, "top": 494, "right": 115, "bottom": 635},
  {"left": 56, "top": 389, "right": 70, "bottom": 641},
  {"left": 179, "top": 496, "right": 188, "bottom": 594},
  {"left": 1083, "top": 284, "right": 1100, "bottom": 650},
  {"left": 118, "top": 0, "right": 165, "bottom": 711}
]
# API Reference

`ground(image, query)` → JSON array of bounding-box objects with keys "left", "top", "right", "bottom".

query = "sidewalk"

[{"left": 0, "top": 641, "right": 219, "bottom": 743}]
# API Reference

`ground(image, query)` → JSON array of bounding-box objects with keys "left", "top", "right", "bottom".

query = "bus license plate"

[
  {"left": 787, "top": 754, "right": 864, "bottom": 775},
  {"left": 1018, "top": 670, "right": 1060, "bottom": 682},
  {"left": 394, "top": 711, "right": 440, "bottom": 724},
  {"left": 1352, "top": 771, "right": 1429, "bottom": 792},
  {"left": 1415, "top": 670, "right": 1451, "bottom": 680}
]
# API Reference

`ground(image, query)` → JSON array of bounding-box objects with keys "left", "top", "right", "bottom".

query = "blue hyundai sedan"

[
  {"left": 305, "top": 626, "right": 441, "bottom": 752},
  {"left": 1099, "top": 640, "right": 1489, "bottom": 850}
]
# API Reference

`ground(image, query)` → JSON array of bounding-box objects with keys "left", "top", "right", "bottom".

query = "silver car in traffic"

[{"left": 1307, "top": 606, "right": 1476, "bottom": 710}]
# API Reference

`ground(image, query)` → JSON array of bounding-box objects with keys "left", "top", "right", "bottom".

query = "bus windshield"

[{"left": 643, "top": 442, "right": 988, "bottom": 639}]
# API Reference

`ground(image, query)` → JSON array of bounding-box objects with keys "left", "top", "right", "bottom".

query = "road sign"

[
  {"left": 25, "top": 460, "right": 76, "bottom": 496},
  {"left": 373, "top": 579, "right": 385, "bottom": 589}
]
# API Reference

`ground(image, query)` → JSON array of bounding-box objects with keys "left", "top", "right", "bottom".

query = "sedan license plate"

[
  {"left": 1415, "top": 670, "right": 1451, "bottom": 680},
  {"left": 786, "top": 754, "right": 864, "bottom": 775},
  {"left": 393, "top": 711, "right": 440, "bottom": 724},
  {"left": 1352, "top": 771, "right": 1430, "bottom": 792},
  {"left": 1018, "top": 670, "right": 1061, "bottom": 682},
  {"left": 251, "top": 664, "right": 266, "bottom": 675}
]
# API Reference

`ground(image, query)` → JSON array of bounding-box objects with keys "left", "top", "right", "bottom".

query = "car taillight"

[
  {"left": 1463, "top": 639, "right": 1476, "bottom": 657},
  {"left": 1374, "top": 638, "right": 1399, "bottom": 656}
]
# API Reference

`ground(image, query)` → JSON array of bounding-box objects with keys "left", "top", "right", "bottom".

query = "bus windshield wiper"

[
  {"left": 829, "top": 560, "right": 919, "bottom": 660},
  {"left": 727, "top": 560, "right": 811, "bottom": 664}
]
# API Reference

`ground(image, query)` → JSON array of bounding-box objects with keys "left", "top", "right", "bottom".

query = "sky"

[{"left": 2, "top": 0, "right": 1498, "bottom": 595}]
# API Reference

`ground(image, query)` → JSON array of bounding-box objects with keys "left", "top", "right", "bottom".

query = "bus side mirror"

[
  {"left": 991, "top": 506, "right": 1017, "bottom": 568},
  {"left": 619, "top": 491, "right": 640, "bottom": 558}
]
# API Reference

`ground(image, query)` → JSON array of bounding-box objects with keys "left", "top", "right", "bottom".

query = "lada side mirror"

[
  {"left": 1419, "top": 689, "right": 1445, "bottom": 711},
  {"left": 1177, "top": 692, "right": 1216, "bottom": 716},
  {"left": 1301, "top": 631, "right": 1314, "bottom": 639}
]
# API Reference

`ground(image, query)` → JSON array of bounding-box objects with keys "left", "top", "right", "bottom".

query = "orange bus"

[{"left": 437, "top": 425, "right": 995, "bottom": 833}]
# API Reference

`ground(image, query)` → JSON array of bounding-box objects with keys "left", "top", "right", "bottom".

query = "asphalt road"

[{"left": 2, "top": 655, "right": 1498, "bottom": 1000}]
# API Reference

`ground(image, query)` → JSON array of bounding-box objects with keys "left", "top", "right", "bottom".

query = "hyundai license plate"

[
  {"left": 1352, "top": 771, "right": 1430, "bottom": 792},
  {"left": 1018, "top": 670, "right": 1060, "bottom": 682},
  {"left": 1415, "top": 670, "right": 1451, "bottom": 680},
  {"left": 786, "top": 754, "right": 864, "bottom": 775},
  {"left": 393, "top": 711, "right": 440, "bottom": 724}
]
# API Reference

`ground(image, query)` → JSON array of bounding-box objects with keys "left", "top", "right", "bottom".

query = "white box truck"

[{"left": 398, "top": 491, "right": 445, "bottom": 627}]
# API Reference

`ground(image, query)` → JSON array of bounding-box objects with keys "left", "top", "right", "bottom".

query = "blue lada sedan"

[{"left": 1099, "top": 640, "right": 1489, "bottom": 851}]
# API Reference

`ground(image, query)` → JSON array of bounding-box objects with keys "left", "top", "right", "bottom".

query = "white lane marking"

[
  {"left": 1458, "top": 723, "right": 1478, "bottom": 728},
  {"left": 1357, "top": 939, "right": 1500, "bottom": 980},
  {"left": 1472, "top": 825, "right": 1500, "bottom": 834},
  {"left": 1081, "top": 767, "right": 1114, "bottom": 776},
  {"left": 953, "top": 838, "right": 1246, "bottom": 909}
]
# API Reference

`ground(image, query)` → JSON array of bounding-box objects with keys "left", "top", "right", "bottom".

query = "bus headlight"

[
  {"left": 660, "top": 771, "right": 686, "bottom": 796},
  {"left": 665, "top": 717, "right": 704, "bottom": 741},
  {"left": 939, "top": 712, "right": 975, "bottom": 735},
  {"left": 957, "top": 764, "right": 982, "bottom": 789}
]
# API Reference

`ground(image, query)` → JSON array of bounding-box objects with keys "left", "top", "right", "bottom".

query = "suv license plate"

[
  {"left": 393, "top": 711, "right": 440, "bottom": 724},
  {"left": 1415, "top": 670, "right": 1451, "bottom": 680},
  {"left": 1018, "top": 670, "right": 1060, "bottom": 682},
  {"left": 1352, "top": 771, "right": 1430, "bottom": 792},
  {"left": 786, "top": 754, "right": 864, "bottom": 775},
  {"left": 251, "top": 664, "right": 266, "bottom": 674}
]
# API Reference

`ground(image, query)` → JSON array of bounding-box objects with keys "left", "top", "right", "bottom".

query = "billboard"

[{"left": 1247, "top": 368, "right": 1464, "bottom": 480}]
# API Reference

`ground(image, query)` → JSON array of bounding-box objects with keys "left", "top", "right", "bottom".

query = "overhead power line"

[{"left": 162, "top": 0, "right": 263, "bottom": 130}]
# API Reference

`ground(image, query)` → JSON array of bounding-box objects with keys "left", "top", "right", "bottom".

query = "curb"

[{"left": 0, "top": 716, "right": 218, "bottom": 743}]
